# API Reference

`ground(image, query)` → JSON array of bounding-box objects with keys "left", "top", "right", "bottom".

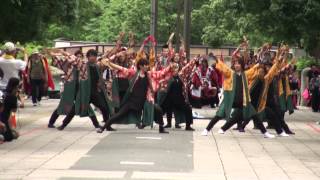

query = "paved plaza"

[{"left": 0, "top": 99, "right": 319, "bottom": 180}]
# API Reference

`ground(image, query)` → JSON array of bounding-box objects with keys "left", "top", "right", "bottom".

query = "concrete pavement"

[{"left": 0, "top": 99, "right": 319, "bottom": 180}]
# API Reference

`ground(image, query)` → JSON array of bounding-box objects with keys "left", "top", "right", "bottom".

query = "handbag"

[{"left": 302, "top": 88, "right": 311, "bottom": 101}]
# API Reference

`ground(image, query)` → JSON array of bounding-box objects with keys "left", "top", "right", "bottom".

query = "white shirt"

[{"left": 0, "top": 57, "right": 26, "bottom": 90}]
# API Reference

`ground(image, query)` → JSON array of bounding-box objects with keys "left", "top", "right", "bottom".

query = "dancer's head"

[
  {"left": 74, "top": 50, "right": 83, "bottom": 59},
  {"left": 172, "top": 63, "right": 180, "bottom": 75},
  {"left": 234, "top": 57, "right": 245, "bottom": 72},
  {"left": 86, "top": 49, "right": 98, "bottom": 63},
  {"left": 137, "top": 58, "right": 149, "bottom": 72},
  {"left": 162, "top": 44, "right": 169, "bottom": 57}
]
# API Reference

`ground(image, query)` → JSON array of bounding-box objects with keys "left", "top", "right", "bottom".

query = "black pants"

[
  {"left": 264, "top": 107, "right": 284, "bottom": 134},
  {"left": 30, "top": 79, "right": 44, "bottom": 104},
  {"left": 161, "top": 103, "right": 176, "bottom": 126},
  {"left": 241, "top": 114, "right": 267, "bottom": 134},
  {"left": 206, "top": 108, "right": 243, "bottom": 131},
  {"left": 106, "top": 103, "right": 164, "bottom": 127},
  {"left": 2, "top": 119, "right": 14, "bottom": 141},
  {"left": 279, "top": 111, "right": 293, "bottom": 133},
  {"left": 162, "top": 99, "right": 193, "bottom": 127},
  {"left": 52, "top": 92, "right": 109, "bottom": 128},
  {"left": 201, "top": 97, "right": 215, "bottom": 108},
  {"left": 48, "top": 108, "right": 100, "bottom": 128},
  {"left": 311, "top": 89, "right": 320, "bottom": 112}
]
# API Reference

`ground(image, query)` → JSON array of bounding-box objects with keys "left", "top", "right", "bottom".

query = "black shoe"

[
  {"left": 238, "top": 128, "right": 245, "bottom": 133},
  {"left": 185, "top": 126, "right": 195, "bottom": 131},
  {"left": 48, "top": 124, "right": 55, "bottom": 128},
  {"left": 96, "top": 127, "right": 104, "bottom": 133},
  {"left": 137, "top": 124, "right": 146, "bottom": 129},
  {"left": 164, "top": 124, "right": 172, "bottom": 128},
  {"left": 57, "top": 126, "right": 65, "bottom": 131},
  {"left": 285, "top": 130, "right": 295, "bottom": 135},
  {"left": 175, "top": 124, "right": 182, "bottom": 129},
  {"left": 106, "top": 126, "right": 116, "bottom": 131},
  {"left": 159, "top": 126, "right": 169, "bottom": 134},
  {"left": 232, "top": 127, "right": 240, "bottom": 131}
]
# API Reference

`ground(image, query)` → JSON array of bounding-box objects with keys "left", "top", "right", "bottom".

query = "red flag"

[{"left": 43, "top": 57, "right": 55, "bottom": 90}]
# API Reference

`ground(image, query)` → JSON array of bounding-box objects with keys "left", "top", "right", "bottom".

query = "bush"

[{"left": 296, "top": 56, "right": 319, "bottom": 71}]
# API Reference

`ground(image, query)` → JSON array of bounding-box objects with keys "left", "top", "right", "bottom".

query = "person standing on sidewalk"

[{"left": 27, "top": 53, "right": 48, "bottom": 106}]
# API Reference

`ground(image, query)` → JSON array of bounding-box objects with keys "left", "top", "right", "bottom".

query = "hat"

[{"left": 4, "top": 42, "right": 15, "bottom": 51}]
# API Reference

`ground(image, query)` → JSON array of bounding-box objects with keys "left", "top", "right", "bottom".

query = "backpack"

[{"left": 30, "top": 59, "right": 44, "bottom": 80}]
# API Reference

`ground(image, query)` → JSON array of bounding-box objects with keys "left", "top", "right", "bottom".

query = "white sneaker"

[
  {"left": 37, "top": 102, "right": 41, "bottom": 106},
  {"left": 279, "top": 132, "right": 289, "bottom": 137},
  {"left": 264, "top": 132, "right": 275, "bottom": 138},
  {"left": 33, "top": 103, "right": 37, "bottom": 107},
  {"left": 201, "top": 129, "right": 209, "bottom": 136},
  {"left": 218, "top": 129, "right": 225, "bottom": 134}
]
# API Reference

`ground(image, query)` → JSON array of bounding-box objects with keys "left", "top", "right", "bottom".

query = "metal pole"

[
  {"left": 151, "top": 0, "right": 158, "bottom": 54},
  {"left": 183, "top": 0, "right": 192, "bottom": 59}
]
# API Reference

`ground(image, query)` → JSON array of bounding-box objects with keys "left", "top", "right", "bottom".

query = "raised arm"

[
  {"left": 104, "top": 32, "right": 125, "bottom": 58},
  {"left": 215, "top": 59, "right": 232, "bottom": 78},
  {"left": 149, "top": 65, "right": 172, "bottom": 82},
  {"left": 245, "top": 63, "right": 260, "bottom": 81},
  {"left": 264, "top": 56, "right": 281, "bottom": 83},
  {"left": 101, "top": 57, "right": 136, "bottom": 79},
  {"left": 167, "top": 33, "right": 175, "bottom": 61},
  {"left": 179, "top": 59, "right": 196, "bottom": 76}
]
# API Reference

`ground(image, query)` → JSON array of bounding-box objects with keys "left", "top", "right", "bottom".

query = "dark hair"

[
  {"left": 136, "top": 59, "right": 149, "bottom": 70},
  {"left": 86, "top": 49, "right": 98, "bottom": 58},
  {"left": 6, "top": 77, "right": 20, "bottom": 94},
  {"left": 162, "top": 44, "right": 168, "bottom": 49},
  {"left": 236, "top": 57, "right": 246, "bottom": 70},
  {"left": 74, "top": 50, "right": 83, "bottom": 57},
  {"left": 293, "top": 65, "right": 297, "bottom": 71}
]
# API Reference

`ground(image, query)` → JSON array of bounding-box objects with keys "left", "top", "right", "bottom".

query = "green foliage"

[
  {"left": 196, "top": 0, "right": 320, "bottom": 58},
  {"left": 296, "top": 56, "right": 319, "bottom": 71},
  {"left": 1, "top": 0, "right": 320, "bottom": 59}
]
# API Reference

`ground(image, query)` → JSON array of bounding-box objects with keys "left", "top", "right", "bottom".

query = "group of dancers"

[{"left": 46, "top": 33, "right": 295, "bottom": 138}]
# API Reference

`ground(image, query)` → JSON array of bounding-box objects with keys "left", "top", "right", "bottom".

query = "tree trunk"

[{"left": 175, "top": 0, "right": 183, "bottom": 52}]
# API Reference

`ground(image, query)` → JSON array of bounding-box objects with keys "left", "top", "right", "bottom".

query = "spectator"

[
  {"left": 309, "top": 72, "right": 320, "bottom": 112},
  {"left": 289, "top": 65, "right": 300, "bottom": 109},
  {"left": 1, "top": 77, "right": 20, "bottom": 142},
  {"left": 0, "top": 42, "right": 27, "bottom": 90},
  {"left": 0, "top": 99, "right": 6, "bottom": 142},
  {"left": 27, "top": 53, "right": 48, "bottom": 106}
]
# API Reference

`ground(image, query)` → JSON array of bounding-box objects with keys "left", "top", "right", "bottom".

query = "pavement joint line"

[
  {"left": 135, "top": 136, "right": 162, "bottom": 140},
  {"left": 120, "top": 161, "right": 155, "bottom": 165},
  {"left": 249, "top": 128, "right": 292, "bottom": 180},
  {"left": 1, "top": 129, "right": 64, "bottom": 174},
  {"left": 307, "top": 123, "right": 320, "bottom": 133},
  {"left": 19, "top": 125, "right": 47, "bottom": 136},
  {"left": 210, "top": 130, "right": 228, "bottom": 180},
  {"left": 24, "top": 129, "right": 96, "bottom": 178},
  {"left": 23, "top": 169, "right": 126, "bottom": 179},
  {"left": 292, "top": 121, "right": 320, "bottom": 157},
  {"left": 0, "top": 125, "right": 61, "bottom": 157},
  {"left": 234, "top": 129, "right": 271, "bottom": 180},
  {"left": 229, "top": 129, "right": 260, "bottom": 180},
  {"left": 278, "top": 133, "right": 320, "bottom": 178},
  {"left": 21, "top": 119, "right": 96, "bottom": 178},
  {"left": 286, "top": 122, "right": 320, "bottom": 177}
]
